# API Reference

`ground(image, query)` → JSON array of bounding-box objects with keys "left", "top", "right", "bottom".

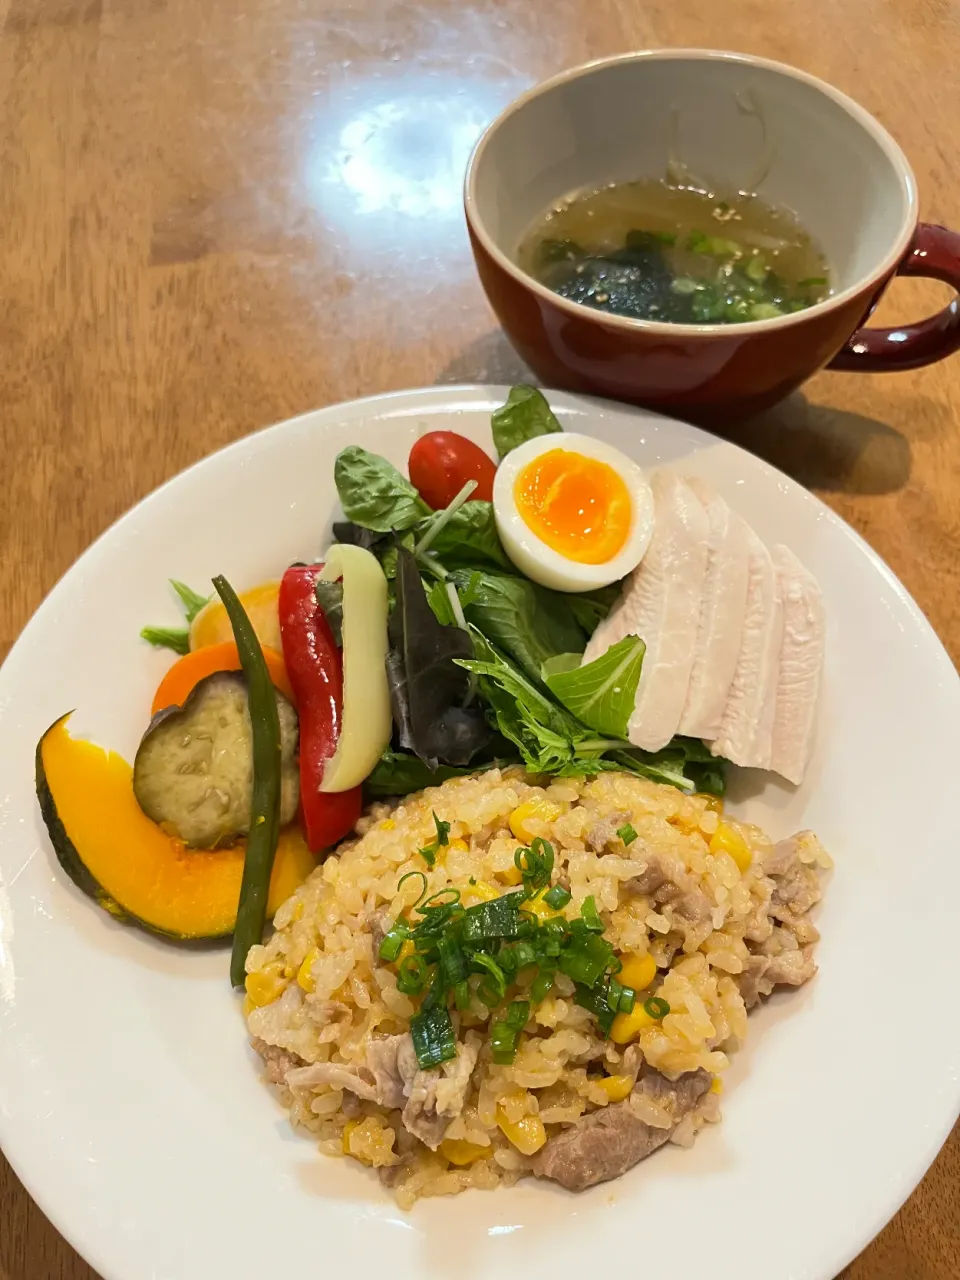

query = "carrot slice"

[{"left": 150, "top": 641, "right": 294, "bottom": 714}]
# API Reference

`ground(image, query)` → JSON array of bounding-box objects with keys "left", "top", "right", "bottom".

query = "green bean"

[{"left": 212, "top": 575, "right": 283, "bottom": 987}]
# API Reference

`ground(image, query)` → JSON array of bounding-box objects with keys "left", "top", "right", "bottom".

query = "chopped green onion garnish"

[
  {"left": 617, "top": 984, "right": 636, "bottom": 1014},
  {"left": 543, "top": 883, "right": 571, "bottom": 909},
  {"left": 643, "top": 996, "right": 670, "bottom": 1020},
  {"left": 557, "top": 931, "right": 614, "bottom": 988},
  {"left": 469, "top": 950, "right": 506, "bottom": 1000},
  {"left": 397, "top": 871, "right": 429, "bottom": 907},
  {"left": 419, "top": 888, "right": 461, "bottom": 911},
  {"left": 462, "top": 891, "right": 525, "bottom": 943},
  {"left": 504, "top": 999, "right": 530, "bottom": 1029},
  {"left": 529, "top": 969, "right": 555, "bottom": 1003},
  {"left": 410, "top": 1003, "right": 457, "bottom": 1069},
  {"left": 490, "top": 1020, "right": 521, "bottom": 1065},
  {"left": 378, "top": 921, "right": 409, "bottom": 963},
  {"left": 418, "top": 811, "right": 451, "bottom": 866},
  {"left": 397, "top": 954, "right": 428, "bottom": 996},
  {"left": 437, "top": 933, "right": 467, "bottom": 986},
  {"left": 514, "top": 837, "right": 555, "bottom": 892},
  {"left": 798, "top": 276, "right": 827, "bottom": 287},
  {"left": 453, "top": 979, "right": 472, "bottom": 1011},
  {"left": 617, "top": 823, "right": 638, "bottom": 846},
  {"left": 574, "top": 982, "right": 615, "bottom": 1037},
  {"left": 579, "top": 895, "right": 604, "bottom": 933}
]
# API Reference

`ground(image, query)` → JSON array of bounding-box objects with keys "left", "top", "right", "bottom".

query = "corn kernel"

[
  {"left": 397, "top": 939, "right": 416, "bottom": 964},
  {"left": 244, "top": 964, "right": 288, "bottom": 1008},
  {"left": 297, "top": 947, "right": 320, "bottom": 993},
  {"left": 468, "top": 880, "right": 500, "bottom": 904},
  {"left": 440, "top": 1138, "right": 491, "bottom": 1166},
  {"left": 523, "top": 887, "right": 561, "bottom": 923},
  {"left": 292, "top": 901, "right": 304, "bottom": 921},
  {"left": 710, "top": 822, "right": 752, "bottom": 873},
  {"left": 496, "top": 1108, "right": 547, "bottom": 1155},
  {"left": 610, "top": 1003, "right": 656, "bottom": 1044},
  {"left": 379, "top": 819, "right": 396, "bottom": 831},
  {"left": 595, "top": 1074, "right": 634, "bottom": 1103},
  {"left": 447, "top": 838, "right": 469, "bottom": 854},
  {"left": 341, "top": 1119, "right": 360, "bottom": 1154},
  {"left": 282, "top": 965, "right": 295, "bottom": 979},
  {"left": 710, "top": 1077, "right": 724, "bottom": 1095},
  {"left": 242, "top": 994, "right": 256, "bottom": 1019},
  {"left": 497, "top": 863, "right": 524, "bottom": 886},
  {"left": 509, "top": 798, "right": 562, "bottom": 843},
  {"left": 342, "top": 1117, "right": 398, "bottom": 1168},
  {"left": 617, "top": 952, "right": 657, "bottom": 993}
]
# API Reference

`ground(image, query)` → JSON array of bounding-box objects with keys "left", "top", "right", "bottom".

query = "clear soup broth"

[{"left": 517, "top": 179, "right": 831, "bottom": 326}]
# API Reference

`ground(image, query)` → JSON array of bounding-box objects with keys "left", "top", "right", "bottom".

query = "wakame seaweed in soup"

[{"left": 517, "top": 179, "right": 831, "bottom": 325}]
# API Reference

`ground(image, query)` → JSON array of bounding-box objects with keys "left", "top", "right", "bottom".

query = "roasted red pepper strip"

[{"left": 278, "top": 565, "right": 362, "bottom": 852}]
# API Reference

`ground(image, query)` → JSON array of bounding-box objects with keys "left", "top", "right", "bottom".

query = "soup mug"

[{"left": 465, "top": 50, "right": 960, "bottom": 424}]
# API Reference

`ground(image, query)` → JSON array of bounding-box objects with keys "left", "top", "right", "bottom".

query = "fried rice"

[{"left": 244, "top": 768, "right": 831, "bottom": 1207}]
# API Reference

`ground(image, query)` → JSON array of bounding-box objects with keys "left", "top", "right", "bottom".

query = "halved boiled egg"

[{"left": 493, "top": 433, "right": 655, "bottom": 591}]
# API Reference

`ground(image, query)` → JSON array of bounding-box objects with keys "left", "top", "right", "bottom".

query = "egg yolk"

[{"left": 514, "top": 449, "right": 632, "bottom": 565}]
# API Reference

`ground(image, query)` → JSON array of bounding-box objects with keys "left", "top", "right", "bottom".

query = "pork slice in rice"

[
  {"left": 252, "top": 1038, "right": 306, "bottom": 1085},
  {"left": 532, "top": 1067, "right": 711, "bottom": 1192},
  {"left": 284, "top": 1061, "right": 381, "bottom": 1101},
  {"left": 394, "top": 1031, "right": 481, "bottom": 1149}
]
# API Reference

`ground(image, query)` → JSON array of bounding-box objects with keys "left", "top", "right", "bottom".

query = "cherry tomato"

[{"left": 408, "top": 431, "right": 497, "bottom": 509}]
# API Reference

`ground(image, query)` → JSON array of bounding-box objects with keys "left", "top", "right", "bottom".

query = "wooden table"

[{"left": 1, "top": 0, "right": 959, "bottom": 1275}]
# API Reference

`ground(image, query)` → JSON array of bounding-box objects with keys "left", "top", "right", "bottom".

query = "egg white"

[{"left": 493, "top": 432, "right": 655, "bottom": 592}]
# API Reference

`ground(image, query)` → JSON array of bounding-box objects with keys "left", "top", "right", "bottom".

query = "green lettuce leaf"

[
  {"left": 334, "top": 446, "right": 430, "bottom": 532},
  {"left": 491, "top": 385, "right": 563, "bottom": 460},
  {"left": 447, "top": 569, "right": 587, "bottom": 684},
  {"left": 543, "top": 635, "right": 645, "bottom": 739},
  {"left": 416, "top": 500, "right": 511, "bottom": 570}
]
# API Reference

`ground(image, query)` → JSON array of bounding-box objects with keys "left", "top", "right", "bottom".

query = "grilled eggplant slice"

[{"left": 133, "top": 670, "right": 299, "bottom": 847}]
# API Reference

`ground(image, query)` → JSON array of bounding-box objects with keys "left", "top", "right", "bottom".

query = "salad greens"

[
  {"left": 490, "top": 384, "right": 563, "bottom": 460},
  {"left": 330, "top": 386, "right": 727, "bottom": 799},
  {"left": 542, "top": 634, "right": 646, "bottom": 739},
  {"left": 443, "top": 568, "right": 590, "bottom": 686},
  {"left": 386, "top": 548, "right": 489, "bottom": 768},
  {"left": 140, "top": 579, "right": 211, "bottom": 656},
  {"left": 334, "top": 446, "right": 430, "bottom": 532}
]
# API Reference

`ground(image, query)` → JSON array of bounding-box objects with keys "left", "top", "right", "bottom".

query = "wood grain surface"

[{"left": 1, "top": 0, "right": 958, "bottom": 1276}]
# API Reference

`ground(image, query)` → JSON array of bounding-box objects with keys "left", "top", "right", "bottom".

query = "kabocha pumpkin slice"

[
  {"left": 36, "top": 714, "right": 315, "bottom": 939},
  {"left": 133, "top": 671, "right": 299, "bottom": 848}
]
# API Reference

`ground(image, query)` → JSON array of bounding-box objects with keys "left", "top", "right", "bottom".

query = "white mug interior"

[{"left": 469, "top": 51, "right": 917, "bottom": 301}]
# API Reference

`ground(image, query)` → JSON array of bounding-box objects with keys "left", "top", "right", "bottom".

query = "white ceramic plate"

[{"left": 1, "top": 387, "right": 959, "bottom": 1280}]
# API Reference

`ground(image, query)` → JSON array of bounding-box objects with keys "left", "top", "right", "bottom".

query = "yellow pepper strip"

[
  {"left": 440, "top": 1139, "right": 491, "bottom": 1166},
  {"left": 496, "top": 1108, "right": 547, "bottom": 1155},
  {"left": 617, "top": 952, "right": 657, "bottom": 992},
  {"left": 709, "top": 822, "right": 752, "bottom": 873}
]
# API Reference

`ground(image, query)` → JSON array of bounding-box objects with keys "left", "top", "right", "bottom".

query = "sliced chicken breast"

[
  {"left": 584, "top": 472, "right": 709, "bottom": 752},
  {"left": 711, "top": 529, "right": 783, "bottom": 769},
  {"left": 679, "top": 479, "right": 751, "bottom": 740},
  {"left": 769, "top": 545, "right": 825, "bottom": 785}
]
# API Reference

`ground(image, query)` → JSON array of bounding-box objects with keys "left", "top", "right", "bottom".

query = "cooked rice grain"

[{"left": 246, "top": 768, "right": 830, "bottom": 1205}]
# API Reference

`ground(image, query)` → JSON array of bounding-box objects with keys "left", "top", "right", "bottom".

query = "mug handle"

[{"left": 828, "top": 222, "right": 960, "bottom": 372}]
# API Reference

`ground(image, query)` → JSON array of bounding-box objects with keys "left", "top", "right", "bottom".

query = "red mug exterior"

[
  {"left": 464, "top": 52, "right": 960, "bottom": 426},
  {"left": 468, "top": 220, "right": 960, "bottom": 427}
]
